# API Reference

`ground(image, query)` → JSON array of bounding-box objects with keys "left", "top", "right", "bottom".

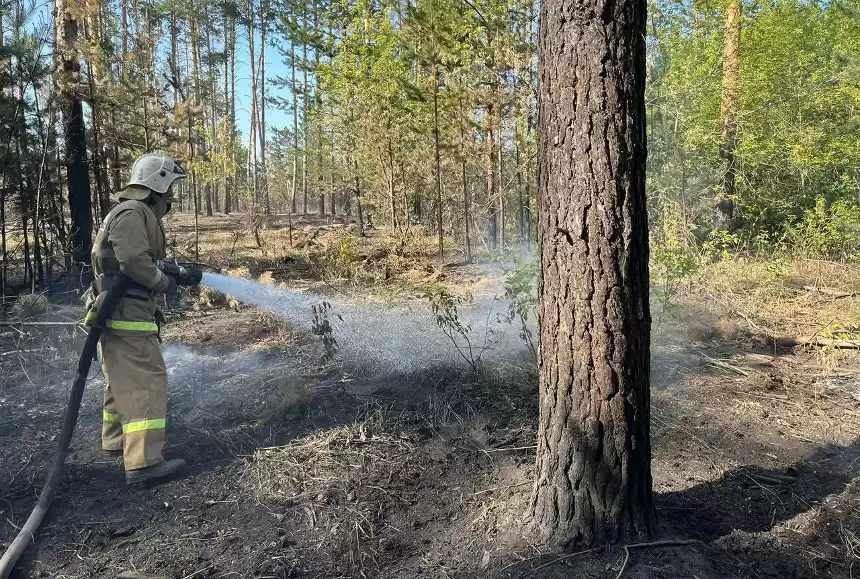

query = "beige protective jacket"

[{"left": 85, "top": 194, "right": 169, "bottom": 334}]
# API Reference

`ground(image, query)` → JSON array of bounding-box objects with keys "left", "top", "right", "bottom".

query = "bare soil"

[{"left": 2, "top": 215, "right": 860, "bottom": 579}]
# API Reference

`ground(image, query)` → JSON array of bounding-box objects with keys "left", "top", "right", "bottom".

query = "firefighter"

[{"left": 85, "top": 153, "right": 190, "bottom": 485}]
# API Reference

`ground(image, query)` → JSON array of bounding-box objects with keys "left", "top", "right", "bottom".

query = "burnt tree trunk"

[
  {"left": 530, "top": 0, "right": 653, "bottom": 548},
  {"left": 56, "top": 0, "right": 93, "bottom": 281}
]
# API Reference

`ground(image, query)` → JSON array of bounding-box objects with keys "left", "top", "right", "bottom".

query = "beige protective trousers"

[{"left": 99, "top": 331, "right": 168, "bottom": 471}]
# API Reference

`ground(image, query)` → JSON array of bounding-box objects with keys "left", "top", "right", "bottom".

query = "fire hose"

[{"left": 0, "top": 261, "right": 203, "bottom": 579}]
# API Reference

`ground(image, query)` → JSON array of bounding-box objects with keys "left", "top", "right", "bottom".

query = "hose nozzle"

[{"left": 155, "top": 259, "right": 203, "bottom": 287}]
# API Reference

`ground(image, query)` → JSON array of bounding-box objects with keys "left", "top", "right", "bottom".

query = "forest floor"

[{"left": 3, "top": 214, "right": 860, "bottom": 579}]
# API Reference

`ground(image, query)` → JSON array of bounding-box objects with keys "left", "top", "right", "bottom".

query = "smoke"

[{"left": 199, "top": 272, "right": 531, "bottom": 375}]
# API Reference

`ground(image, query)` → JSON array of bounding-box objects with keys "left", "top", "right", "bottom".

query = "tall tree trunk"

[
  {"left": 0, "top": 183, "right": 6, "bottom": 297},
  {"left": 516, "top": 120, "right": 524, "bottom": 242},
  {"left": 486, "top": 102, "right": 497, "bottom": 248},
  {"left": 717, "top": 0, "right": 741, "bottom": 228},
  {"left": 223, "top": 4, "right": 232, "bottom": 215},
  {"left": 313, "top": 0, "right": 324, "bottom": 215},
  {"left": 248, "top": 0, "right": 259, "bottom": 203},
  {"left": 291, "top": 36, "right": 299, "bottom": 214},
  {"left": 301, "top": 4, "right": 309, "bottom": 215},
  {"left": 260, "top": 0, "right": 270, "bottom": 214},
  {"left": 530, "top": 0, "right": 653, "bottom": 547},
  {"left": 459, "top": 92, "right": 472, "bottom": 263},
  {"left": 433, "top": 64, "right": 443, "bottom": 261},
  {"left": 55, "top": 0, "right": 94, "bottom": 282},
  {"left": 497, "top": 89, "right": 505, "bottom": 249}
]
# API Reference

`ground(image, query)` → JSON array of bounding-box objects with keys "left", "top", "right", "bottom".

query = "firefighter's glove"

[{"left": 156, "top": 260, "right": 203, "bottom": 287}]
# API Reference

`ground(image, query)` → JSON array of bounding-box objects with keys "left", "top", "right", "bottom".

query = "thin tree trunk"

[
  {"left": 497, "top": 89, "right": 505, "bottom": 248},
  {"left": 717, "top": 0, "right": 741, "bottom": 228},
  {"left": 0, "top": 184, "right": 6, "bottom": 297},
  {"left": 353, "top": 156, "right": 365, "bottom": 237},
  {"left": 248, "top": 0, "right": 259, "bottom": 203},
  {"left": 386, "top": 137, "right": 398, "bottom": 233},
  {"left": 460, "top": 93, "right": 472, "bottom": 263},
  {"left": 302, "top": 4, "right": 309, "bottom": 215},
  {"left": 260, "top": 0, "right": 270, "bottom": 214},
  {"left": 433, "top": 64, "right": 443, "bottom": 261},
  {"left": 291, "top": 35, "right": 299, "bottom": 214},
  {"left": 530, "top": 0, "right": 653, "bottom": 547},
  {"left": 486, "top": 103, "right": 497, "bottom": 248},
  {"left": 313, "top": 0, "right": 323, "bottom": 216},
  {"left": 223, "top": 4, "right": 232, "bottom": 215}
]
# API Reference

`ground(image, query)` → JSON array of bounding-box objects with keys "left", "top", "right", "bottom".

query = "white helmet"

[{"left": 127, "top": 153, "right": 187, "bottom": 194}]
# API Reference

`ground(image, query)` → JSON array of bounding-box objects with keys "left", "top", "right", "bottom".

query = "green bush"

[{"left": 788, "top": 197, "right": 860, "bottom": 261}]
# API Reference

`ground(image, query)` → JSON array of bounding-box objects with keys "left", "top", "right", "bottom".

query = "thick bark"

[
  {"left": 717, "top": 0, "right": 741, "bottom": 227},
  {"left": 55, "top": 0, "right": 93, "bottom": 279},
  {"left": 530, "top": 0, "right": 653, "bottom": 548}
]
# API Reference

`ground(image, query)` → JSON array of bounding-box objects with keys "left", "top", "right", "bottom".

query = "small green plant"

[
  {"left": 650, "top": 245, "right": 699, "bottom": 324},
  {"left": 703, "top": 229, "right": 743, "bottom": 261},
  {"left": 498, "top": 258, "right": 539, "bottom": 361},
  {"left": 423, "top": 285, "right": 495, "bottom": 372},
  {"left": 311, "top": 301, "right": 339, "bottom": 361}
]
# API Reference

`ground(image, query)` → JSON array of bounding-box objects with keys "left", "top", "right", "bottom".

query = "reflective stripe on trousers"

[{"left": 123, "top": 419, "right": 166, "bottom": 434}]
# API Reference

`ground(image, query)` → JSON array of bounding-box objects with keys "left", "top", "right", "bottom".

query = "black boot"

[{"left": 125, "top": 458, "right": 187, "bottom": 485}]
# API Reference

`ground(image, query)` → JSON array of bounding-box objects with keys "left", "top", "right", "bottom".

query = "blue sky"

[{"left": 17, "top": 0, "right": 298, "bottom": 150}]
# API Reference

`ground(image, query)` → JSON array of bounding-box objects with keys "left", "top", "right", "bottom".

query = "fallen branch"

[
  {"left": 774, "top": 335, "right": 860, "bottom": 349},
  {"left": 748, "top": 473, "right": 797, "bottom": 485},
  {"left": 0, "top": 321, "right": 82, "bottom": 327},
  {"left": 615, "top": 539, "right": 705, "bottom": 579},
  {"left": 803, "top": 285, "right": 857, "bottom": 299}
]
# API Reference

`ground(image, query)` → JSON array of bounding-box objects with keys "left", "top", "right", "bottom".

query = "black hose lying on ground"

[{"left": 0, "top": 278, "right": 129, "bottom": 579}]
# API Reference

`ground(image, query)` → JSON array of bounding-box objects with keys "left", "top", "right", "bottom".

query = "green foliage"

[
  {"left": 311, "top": 301, "right": 339, "bottom": 361},
  {"left": 423, "top": 285, "right": 491, "bottom": 372},
  {"left": 498, "top": 258, "right": 538, "bottom": 360},
  {"left": 788, "top": 198, "right": 860, "bottom": 261},
  {"left": 649, "top": 0, "right": 860, "bottom": 253},
  {"left": 650, "top": 245, "right": 700, "bottom": 322}
]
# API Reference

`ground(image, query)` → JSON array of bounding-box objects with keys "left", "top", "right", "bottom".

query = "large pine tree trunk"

[
  {"left": 55, "top": 0, "right": 94, "bottom": 282},
  {"left": 530, "top": 0, "right": 653, "bottom": 548},
  {"left": 717, "top": 0, "right": 741, "bottom": 228}
]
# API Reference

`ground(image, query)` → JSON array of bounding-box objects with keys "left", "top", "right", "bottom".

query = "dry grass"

[
  {"left": 247, "top": 404, "right": 417, "bottom": 575},
  {"left": 10, "top": 293, "right": 51, "bottom": 321},
  {"left": 771, "top": 478, "right": 860, "bottom": 575},
  {"left": 694, "top": 258, "right": 860, "bottom": 339}
]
